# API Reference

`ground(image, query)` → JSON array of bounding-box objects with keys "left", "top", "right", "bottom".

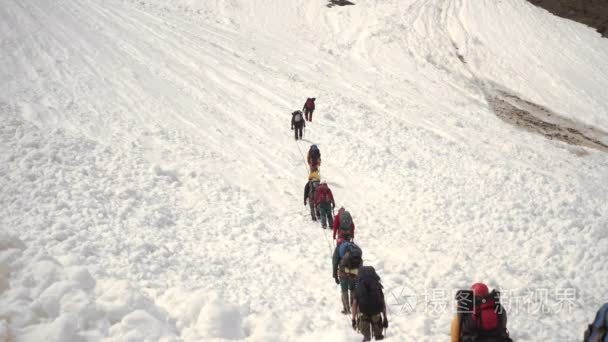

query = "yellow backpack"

[{"left": 309, "top": 170, "right": 320, "bottom": 181}]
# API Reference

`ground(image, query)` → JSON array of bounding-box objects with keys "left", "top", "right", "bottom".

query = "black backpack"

[
  {"left": 355, "top": 266, "right": 384, "bottom": 315},
  {"left": 309, "top": 146, "right": 320, "bottom": 160}
]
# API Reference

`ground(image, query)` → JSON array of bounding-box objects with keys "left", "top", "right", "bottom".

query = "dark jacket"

[
  {"left": 291, "top": 111, "right": 305, "bottom": 129},
  {"left": 307, "top": 149, "right": 321, "bottom": 167},
  {"left": 304, "top": 180, "right": 317, "bottom": 203},
  {"left": 332, "top": 245, "right": 340, "bottom": 279},
  {"left": 304, "top": 181, "right": 311, "bottom": 203},
  {"left": 303, "top": 98, "right": 315, "bottom": 111}
]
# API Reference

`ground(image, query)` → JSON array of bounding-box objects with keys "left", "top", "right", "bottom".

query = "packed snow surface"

[{"left": 1, "top": 0, "right": 607, "bottom": 341}]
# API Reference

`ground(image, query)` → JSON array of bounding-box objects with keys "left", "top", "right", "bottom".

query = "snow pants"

[
  {"left": 294, "top": 124, "right": 303, "bottom": 140},
  {"left": 309, "top": 194, "right": 317, "bottom": 221},
  {"left": 339, "top": 270, "right": 357, "bottom": 313},
  {"left": 358, "top": 313, "right": 383, "bottom": 341},
  {"left": 317, "top": 203, "right": 333, "bottom": 228},
  {"left": 304, "top": 108, "right": 314, "bottom": 121}
]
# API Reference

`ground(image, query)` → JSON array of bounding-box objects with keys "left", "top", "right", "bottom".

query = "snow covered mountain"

[{"left": 1, "top": 0, "right": 607, "bottom": 341}]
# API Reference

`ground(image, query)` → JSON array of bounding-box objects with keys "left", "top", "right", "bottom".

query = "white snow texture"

[{"left": 1, "top": 0, "right": 607, "bottom": 341}]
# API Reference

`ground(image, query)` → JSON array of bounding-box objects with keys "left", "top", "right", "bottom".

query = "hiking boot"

[
  {"left": 375, "top": 335, "right": 384, "bottom": 341},
  {"left": 322, "top": 225, "right": 327, "bottom": 229}
]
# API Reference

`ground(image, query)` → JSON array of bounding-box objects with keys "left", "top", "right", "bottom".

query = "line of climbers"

[
  {"left": 292, "top": 99, "right": 605, "bottom": 342},
  {"left": 291, "top": 97, "right": 315, "bottom": 141},
  {"left": 298, "top": 136, "right": 388, "bottom": 341},
  {"left": 301, "top": 142, "right": 516, "bottom": 341},
  {"left": 295, "top": 103, "right": 503, "bottom": 341}
]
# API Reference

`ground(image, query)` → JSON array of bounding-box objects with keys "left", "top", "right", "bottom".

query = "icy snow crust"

[{"left": 1, "top": 0, "right": 607, "bottom": 341}]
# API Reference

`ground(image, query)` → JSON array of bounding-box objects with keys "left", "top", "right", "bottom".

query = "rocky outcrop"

[{"left": 528, "top": 0, "right": 608, "bottom": 37}]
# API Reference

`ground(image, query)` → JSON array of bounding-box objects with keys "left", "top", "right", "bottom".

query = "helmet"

[
  {"left": 311, "top": 144, "right": 318, "bottom": 150},
  {"left": 471, "top": 283, "right": 489, "bottom": 297}
]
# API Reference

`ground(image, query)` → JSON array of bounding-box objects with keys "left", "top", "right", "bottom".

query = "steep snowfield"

[{"left": 1, "top": 0, "right": 607, "bottom": 341}]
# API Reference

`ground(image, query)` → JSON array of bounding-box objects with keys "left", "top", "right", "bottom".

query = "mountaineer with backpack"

[
  {"left": 303, "top": 97, "right": 316, "bottom": 122},
  {"left": 351, "top": 266, "right": 388, "bottom": 341},
  {"left": 291, "top": 110, "right": 305, "bottom": 140},
  {"left": 333, "top": 207, "right": 355, "bottom": 243},
  {"left": 307, "top": 145, "right": 321, "bottom": 172},
  {"left": 332, "top": 240, "right": 363, "bottom": 315},
  {"left": 304, "top": 172, "right": 321, "bottom": 221},
  {"left": 314, "top": 181, "right": 335, "bottom": 229},
  {"left": 451, "top": 283, "right": 512, "bottom": 342},
  {"left": 584, "top": 302, "right": 608, "bottom": 342}
]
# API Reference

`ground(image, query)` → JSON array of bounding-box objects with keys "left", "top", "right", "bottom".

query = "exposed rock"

[{"left": 528, "top": 0, "right": 608, "bottom": 37}]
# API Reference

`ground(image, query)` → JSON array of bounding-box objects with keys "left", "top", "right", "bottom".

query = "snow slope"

[{"left": 1, "top": 0, "right": 607, "bottom": 341}]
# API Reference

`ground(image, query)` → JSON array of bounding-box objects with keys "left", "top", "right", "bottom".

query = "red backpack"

[
  {"left": 316, "top": 184, "right": 330, "bottom": 204},
  {"left": 305, "top": 98, "right": 315, "bottom": 110},
  {"left": 456, "top": 290, "right": 511, "bottom": 342},
  {"left": 472, "top": 296, "right": 499, "bottom": 331}
]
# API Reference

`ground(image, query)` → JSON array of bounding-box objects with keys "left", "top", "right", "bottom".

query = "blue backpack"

[
  {"left": 585, "top": 303, "right": 608, "bottom": 342},
  {"left": 339, "top": 242, "right": 362, "bottom": 269}
]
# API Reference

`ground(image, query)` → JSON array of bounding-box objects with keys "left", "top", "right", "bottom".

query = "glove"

[
  {"left": 304, "top": 200, "right": 307, "bottom": 206},
  {"left": 351, "top": 319, "right": 356, "bottom": 330},
  {"left": 382, "top": 317, "right": 388, "bottom": 328},
  {"left": 334, "top": 276, "right": 340, "bottom": 285},
  {"left": 291, "top": 127, "right": 294, "bottom": 130}
]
